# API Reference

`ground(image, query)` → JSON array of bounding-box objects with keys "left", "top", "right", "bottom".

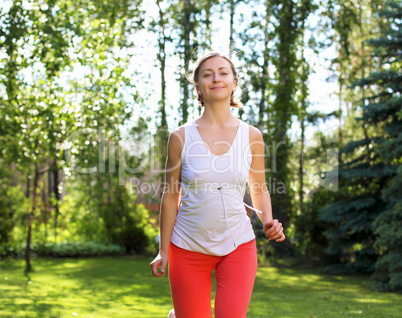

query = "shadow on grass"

[
  {"left": 1, "top": 257, "right": 401, "bottom": 318},
  {"left": 249, "top": 266, "right": 400, "bottom": 318},
  {"left": 0, "top": 256, "right": 173, "bottom": 317}
]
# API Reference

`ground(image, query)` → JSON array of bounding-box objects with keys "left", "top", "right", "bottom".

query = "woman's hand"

[
  {"left": 263, "top": 219, "right": 286, "bottom": 242},
  {"left": 150, "top": 251, "right": 169, "bottom": 277}
]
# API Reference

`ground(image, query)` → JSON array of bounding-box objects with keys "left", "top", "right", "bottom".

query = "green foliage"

[
  {"left": 0, "top": 195, "right": 14, "bottom": 244},
  {"left": 0, "top": 243, "right": 24, "bottom": 258},
  {"left": 317, "top": 1, "right": 402, "bottom": 291},
  {"left": 99, "top": 187, "right": 151, "bottom": 255},
  {"left": 58, "top": 177, "right": 156, "bottom": 255},
  {"left": 0, "top": 0, "right": 147, "bottom": 272},
  {"left": 237, "top": 1, "right": 316, "bottom": 259},
  {"left": 319, "top": 192, "right": 382, "bottom": 274},
  {"left": 0, "top": 165, "right": 30, "bottom": 245},
  {"left": 361, "top": 0, "right": 402, "bottom": 292},
  {"left": 372, "top": 160, "right": 402, "bottom": 292},
  {"left": 317, "top": 126, "right": 383, "bottom": 274},
  {"left": 32, "top": 241, "right": 124, "bottom": 257},
  {"left": 295, "top": 187, "right": 339, "bottom": 266}
]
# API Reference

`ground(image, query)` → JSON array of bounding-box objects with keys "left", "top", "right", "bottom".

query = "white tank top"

[{"left": 170, "top": 119, "right": 262, "bottom": 256}]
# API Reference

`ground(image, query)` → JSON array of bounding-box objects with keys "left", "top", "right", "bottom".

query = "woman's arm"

[
  {"left": 248, "top": 126, "right": 285, "bottom": 242},
  {"left": 150, "top": 127, "right": 184, "bottom": 277}
]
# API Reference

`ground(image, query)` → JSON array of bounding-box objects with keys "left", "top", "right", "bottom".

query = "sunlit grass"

[
  {"left": 248, "top": 267, "right": 401, "bottom": 317},
  {"left": 0, "top": 257, "right": 401, "bottom": 317}
]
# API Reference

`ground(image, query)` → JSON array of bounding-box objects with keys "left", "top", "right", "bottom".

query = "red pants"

[{"left": 168, "top": 239, "right": 257, "bottom": 318}]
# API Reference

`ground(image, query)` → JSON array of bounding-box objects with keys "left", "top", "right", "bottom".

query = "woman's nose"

[{"left": 213, "top": 73, "right": 221, "bottom": 82}]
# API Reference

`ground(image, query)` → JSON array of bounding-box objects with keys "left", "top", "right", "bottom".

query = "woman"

[{"left": 150, "top": 52, "right": 285, "bottom": 318}]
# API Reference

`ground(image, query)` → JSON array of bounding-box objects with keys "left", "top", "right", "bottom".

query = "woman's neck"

[{"left": 199, "top": 102, "right": 237, "bottom": 126}]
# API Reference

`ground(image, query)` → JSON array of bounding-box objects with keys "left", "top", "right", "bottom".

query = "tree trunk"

[
  {"left": 180, "top": 0, "right": 192, "bottom": 125},
  {"left": 229, "top": 0, "right": 235, "bottom": 55},
  {"left": 25, "top": 161, "right": 54, "bottom": 272},
  {"left": 156, "top": 0, "right": 169, "bottom": 192},
  {"left": 299, "top": 113, "right": 305, "bottom": 213},
  {"left": 53, "top": 162, "right": 60, "bottom": 242},
  {"left": 298, "top": 29, "right": 308, "bottom": 213},
  {"left": 26, "top": 176, "right": 30, "bottom": 198},
  {"left": 358, "top": 5, "right": 370, "bottom": 148},
  {"left": 271, "top": 0, "right": 296, "bottom": 229},
  {"left": 25, "top": 167, "right": 39, "bottom": 272},
  {"left": 204, "top": 0, "right": 212, "bottom": 48},
  {"left": 42, "top": 176, "right": 48, "bottom": 242},
  {"left": 259, "top": 0, "right": 271, "bottom": 128}
]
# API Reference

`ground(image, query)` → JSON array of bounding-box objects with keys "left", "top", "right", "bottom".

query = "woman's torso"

[{"left": 170, "top": 119, "right": 255, "bottom": 256}]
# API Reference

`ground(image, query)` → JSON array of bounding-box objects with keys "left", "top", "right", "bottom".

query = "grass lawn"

[{"left": 0, "top": 257, "right": 401, "bottom": 318}]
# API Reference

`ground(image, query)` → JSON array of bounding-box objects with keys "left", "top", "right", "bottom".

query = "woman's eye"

[
  {"left": 203, "top": 73, "right": 211, "bottom": 77},
  {"left": 221, "top": 72, "right": 228, "bottom": 75}
]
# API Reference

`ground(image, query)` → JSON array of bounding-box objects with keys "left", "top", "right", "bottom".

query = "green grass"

[{"left": 0, "top": 257, "right": 401, "bottom": 318}]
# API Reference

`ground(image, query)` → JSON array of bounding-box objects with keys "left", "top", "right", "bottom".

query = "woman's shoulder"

[
  {"left": 170, "top": 124, "right": 187, "bottom": 139},
  {"left": 168, "top": 124, "right": 186, "bottom": 150},
  {"left": 242, "top": 121, "right": 263, "bottom": 142}
]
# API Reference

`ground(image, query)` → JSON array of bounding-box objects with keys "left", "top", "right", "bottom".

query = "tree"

[
  {"left": 319, "top": 1, "right": 401, "bottom": 280},
  {"left": 269, "top": 0, "right": 314, "bottom": 234},
  {"left": 0, "top": 0, "right": 76, "bottom": 271},
  {"left": 238, "top": 0, "right": 274, "bottom": 129},
  {"left": 0, "top": 0, "right": 145, "bottom": 270},
  {"left": 295, "top": 0, "right": 387, "bottom": 268},
  {"left": 153, "top": 0, "right": 171, "bottom": 179},
  {"left": 170, "top": 0, "right": 199, "bottom": 124},
  {"left": 358, "top": 1, "right": 402, "bottom": 292}
]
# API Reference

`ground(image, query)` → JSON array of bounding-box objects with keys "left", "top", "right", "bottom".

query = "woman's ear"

[{"left": 196, "top": 85, "right": 200, "bottom": 94}]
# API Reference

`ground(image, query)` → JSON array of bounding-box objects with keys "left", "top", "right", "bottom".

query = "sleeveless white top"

[{"left": 170, "top": 119, "right": 262, "bottom": 256}]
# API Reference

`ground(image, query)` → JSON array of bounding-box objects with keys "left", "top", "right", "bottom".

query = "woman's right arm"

[{"left": 150, "top": 127, "right": 183, "bottom": 277}]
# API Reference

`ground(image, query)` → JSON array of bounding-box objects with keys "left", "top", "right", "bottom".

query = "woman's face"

[{"left": 196, "top": 56, "right": 237, "bottom": 105}]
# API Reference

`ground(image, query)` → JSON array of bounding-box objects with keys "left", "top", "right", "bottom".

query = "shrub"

[
  {"left": 0, "top": 243, "right": 24, "bottom": 258},
  {"left": 33, "top": 241, "right": 124, "bottom": 258}
]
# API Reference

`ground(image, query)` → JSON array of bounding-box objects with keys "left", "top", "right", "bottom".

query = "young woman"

[{"left": 150, "top": 52, "right": 285, "bottom": 318}]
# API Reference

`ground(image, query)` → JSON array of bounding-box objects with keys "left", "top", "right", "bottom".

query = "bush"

[
  {"left": 0, "top": 243, "right": 24, "bottom": 258},
  {"left": 33, "top": 241, "right": 124, "bottom": 258},
  {"left": 117, "top": 224, "right": 149, "bottom": 255}
]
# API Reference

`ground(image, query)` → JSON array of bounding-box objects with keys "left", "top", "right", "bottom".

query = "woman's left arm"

[{"left": 248, "top": 126, "right": 285, "bottom": 242}]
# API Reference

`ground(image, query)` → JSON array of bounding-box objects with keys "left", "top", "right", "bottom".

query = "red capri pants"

[{"left": 168, "top": 239, "right": 258, "bottom": 318}]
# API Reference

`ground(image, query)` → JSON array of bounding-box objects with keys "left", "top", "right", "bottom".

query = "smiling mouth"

[{"left": 211, "top": 87, "right": 225, "bottom": 89}]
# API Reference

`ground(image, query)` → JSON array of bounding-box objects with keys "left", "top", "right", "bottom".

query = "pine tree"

[
  {"left": 356, "top": 1, "right": 402, "bottom": 292},
  {"left": 319, "top": 1, "right": 402, "bottom": 283}
]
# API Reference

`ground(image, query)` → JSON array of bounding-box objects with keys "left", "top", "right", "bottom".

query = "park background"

[{"left": 0, "top": 0, "right": 401, "bottom": 316}]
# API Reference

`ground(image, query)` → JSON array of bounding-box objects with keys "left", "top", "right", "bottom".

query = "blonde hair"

[{"left": 190, "top": 52, "right": 243, "bottom": 109}]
